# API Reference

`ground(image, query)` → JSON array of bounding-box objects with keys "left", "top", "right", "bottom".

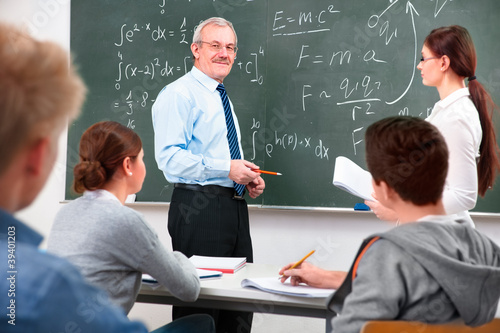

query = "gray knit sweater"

[{"left": 47, "top": 190, "right": 200, "bottom": 314}]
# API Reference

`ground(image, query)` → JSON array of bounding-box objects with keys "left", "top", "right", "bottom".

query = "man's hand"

[
  {"left": 229, "top": 160, "right": 260, "bottom": 185},
  {"left": 246, "top": 176, "right": 265, "bottom": 199}
]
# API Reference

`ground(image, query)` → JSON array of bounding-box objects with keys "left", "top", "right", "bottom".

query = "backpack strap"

[
  {"left": 351, "top": 236, "right": 380, "bottom": 282},
  {"left": 327, "top": 236, "right": 381, "bottom": 314}
]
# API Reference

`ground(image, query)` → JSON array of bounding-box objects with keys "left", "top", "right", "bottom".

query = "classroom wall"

[{"left": 3, "top": 2, "right": 500, "bottom": 332}]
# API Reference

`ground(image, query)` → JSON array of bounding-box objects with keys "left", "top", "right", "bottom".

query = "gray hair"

[{"left": 192, "top": 17, "right": 238, "bottom": 46}]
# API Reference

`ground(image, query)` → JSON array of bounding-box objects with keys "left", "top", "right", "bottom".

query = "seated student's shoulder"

[
  {"left": 120, "top": 204, "right": 153, "bottom": 228},
  {"left": 110, "top": 204, "right": 160, "bottom": 242},
  {"left": 0, "top": 241, "right": 147, "bottom": 332}
]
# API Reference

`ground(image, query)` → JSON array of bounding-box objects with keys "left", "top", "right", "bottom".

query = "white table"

[{"left": 137, "top": 263, "right": 331, "bottom": 318}]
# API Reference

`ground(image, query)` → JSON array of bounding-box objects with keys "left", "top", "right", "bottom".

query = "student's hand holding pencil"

[
  {"left": 279, "top": 261, "right": 321, "bottom": 286},
  {"left": 279, "top": 261, "right": 348, "bottom": 290}
]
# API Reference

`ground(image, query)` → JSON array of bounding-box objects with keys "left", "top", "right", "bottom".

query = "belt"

[{"left": 174, "top": 183, "right": 245, "bottom": 200}]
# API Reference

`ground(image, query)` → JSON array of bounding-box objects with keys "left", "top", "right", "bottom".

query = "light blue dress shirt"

[
  {"left": 152, "top": 66, "right": 244, "bottom": 188},
  {"left": 0, "top": 209, "right": 148, "bottom": 332}
]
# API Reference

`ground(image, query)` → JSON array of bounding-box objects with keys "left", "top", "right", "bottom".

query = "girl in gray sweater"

[{"left": 48, "top": 121, "right": 213, "bottom": 332}]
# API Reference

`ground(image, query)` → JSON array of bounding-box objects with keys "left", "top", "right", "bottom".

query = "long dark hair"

[
  {"left": 424, "top": 25, "right": 500, "bottom": 196},
  {"left": 73, "top": 121, "right": 142, "bottom": 193}
]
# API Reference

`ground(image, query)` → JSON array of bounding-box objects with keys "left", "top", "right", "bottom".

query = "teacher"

[
  {"left": 366, "top": 25, "right": 500, "bottom": 226},
  {"left": 152, "top": 17, "right": 265, "bottom": 333}
]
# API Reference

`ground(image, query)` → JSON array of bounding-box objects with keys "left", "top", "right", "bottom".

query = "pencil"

[
  {"left": 279, "top": 250, "right": 315, "bottom": 280},
  {"left": 251, "top": 169, "right": 282, "bottom": 175}
]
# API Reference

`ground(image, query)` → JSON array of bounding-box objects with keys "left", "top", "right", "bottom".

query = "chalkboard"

[{"left": 67, "top": 0, "right": 500, "bottom": 213}]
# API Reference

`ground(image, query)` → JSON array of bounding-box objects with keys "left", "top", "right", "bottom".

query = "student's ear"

[
  {"left": 25, "top": 138, "right": 50, "bottom": 176},
  {"left": 378, "top": 180, "right": 397, "bottom": 203},
  {"left": 122, "top": 156, "right": 133, "bottom": 177}
]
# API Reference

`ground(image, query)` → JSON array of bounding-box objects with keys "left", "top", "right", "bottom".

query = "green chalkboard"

[{"left": 68, "top": 0, "right": 500, "bottom": 213}]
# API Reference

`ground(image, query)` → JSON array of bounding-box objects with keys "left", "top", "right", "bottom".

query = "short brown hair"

[
  {"left": 0, "top": 24, "right": 86, "bottom": 174},
  {"left": 365, "top": 116, "right": 448, "bottom": 206},
  {"left": 73, "top": 121, "right": 142, "bottom": 193}
]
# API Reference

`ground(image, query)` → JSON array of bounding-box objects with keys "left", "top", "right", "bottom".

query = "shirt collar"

[
  {"left": 417, "top": 214, "right": 464, "bottom": 225},
  {"left": 433, "top": 87, "right": 470, "bottom": 112},
  {"left": 83, "top": 189, "right": 121, "bottom": 204},
  {"left": 1, "top": 208, "right": 43, "bottom": 246},
  {"left": 191, "top": 66, "right": 221, "bottom": 93}
]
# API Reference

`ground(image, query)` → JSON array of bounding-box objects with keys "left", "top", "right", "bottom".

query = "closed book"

[{"left": 189, "top": 255, "right": 246, "bottom": 274}]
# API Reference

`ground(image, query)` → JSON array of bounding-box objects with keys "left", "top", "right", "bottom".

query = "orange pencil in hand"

[
  {"left": 279, "top": 250, "right": 315, "bottom": 280},
  {"left": 251, "top": 169, "right": 282, "bottom": 176}
]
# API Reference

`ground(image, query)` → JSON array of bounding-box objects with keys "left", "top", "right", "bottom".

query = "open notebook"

[{"left": 241, "top": 277, "right": 335, "bottom": 298}]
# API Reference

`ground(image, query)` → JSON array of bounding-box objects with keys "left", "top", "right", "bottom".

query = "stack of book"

[
  {"left": 141, "top": 255, "right": 247, "bottom": 284},
  {"left": 189, "top": 255, "right": 247, "bottom": 274}
]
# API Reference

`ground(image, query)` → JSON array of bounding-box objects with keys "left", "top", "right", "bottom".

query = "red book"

[{"left": 189, "top": 255, "right": 247, "bottom": 274}]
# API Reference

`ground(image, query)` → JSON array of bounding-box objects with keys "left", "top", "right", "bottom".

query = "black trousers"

[{"left": 168, "top": 187, "right": 253, "bottom": 333}]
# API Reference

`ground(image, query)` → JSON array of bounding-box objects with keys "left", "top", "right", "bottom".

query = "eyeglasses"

[
  {"left": 200, "top": 41, "right": 237, "bottom": 54},
  {"left": 420, "top": 56, "right": 439, "bottom": 63}
]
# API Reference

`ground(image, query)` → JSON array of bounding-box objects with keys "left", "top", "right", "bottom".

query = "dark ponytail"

[{"left": 468, "top": 79, "right": 500, "bottom": 196}]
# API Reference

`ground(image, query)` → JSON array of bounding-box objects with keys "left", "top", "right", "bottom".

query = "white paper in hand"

[{"left": 333, "top": 156, "right": 374, "bottom": 201}]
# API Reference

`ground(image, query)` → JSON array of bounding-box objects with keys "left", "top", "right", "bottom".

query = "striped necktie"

[{"left": 216, "top": 83, "right": 245, "bottom": 196}]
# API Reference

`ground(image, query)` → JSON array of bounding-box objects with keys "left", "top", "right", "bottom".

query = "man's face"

[{"left": 191, "top": 24, "right": 236, "bottom": 83}]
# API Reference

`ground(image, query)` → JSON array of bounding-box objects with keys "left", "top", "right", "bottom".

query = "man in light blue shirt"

[{"left": 152, "top": 17, "right": 265, "bottom": 332}]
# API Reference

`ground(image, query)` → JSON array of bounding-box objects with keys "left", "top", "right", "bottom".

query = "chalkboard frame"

[{"left": 67, "top": 0, "right": 500, "bottom": 214}]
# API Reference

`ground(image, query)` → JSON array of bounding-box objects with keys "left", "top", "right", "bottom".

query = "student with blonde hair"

[{"left": 0, "top": 23, "right": 145, "bottom": 332}]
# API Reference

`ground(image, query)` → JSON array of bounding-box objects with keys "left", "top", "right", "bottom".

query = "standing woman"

[
  {"left": 48, "top": 121, "right": 214, "bottom": 332},
  {"left": 366, "top": 25, "right": 500, "bottom": 226}
]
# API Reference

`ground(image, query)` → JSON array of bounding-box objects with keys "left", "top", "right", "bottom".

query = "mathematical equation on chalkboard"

[
  {"left": 110, "top": 11, "right": 265, "bottom": 130},
  {"left": 105, "top": 0, "right": 453, "bottom": 161},
  {"left": 244, "top": 0, "right": 450, "bottom": 162}
]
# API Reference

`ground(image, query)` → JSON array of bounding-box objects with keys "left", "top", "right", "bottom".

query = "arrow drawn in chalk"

[
  {"left": 434, "top": 0, "right": 450, "bottom": 18},
  {"left": 386, "top": 1, "right": 419, "bottom": 105}
]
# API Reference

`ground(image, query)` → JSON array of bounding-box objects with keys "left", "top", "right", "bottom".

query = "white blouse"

[{"left": 426, "top": 88, "right": 482, "bottom": 227}]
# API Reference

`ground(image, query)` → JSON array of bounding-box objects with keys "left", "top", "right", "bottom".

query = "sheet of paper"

[
  {"left": 333, "top": 156, "right": 374, "bottom": 201},
  {"left": 241, "top": 277, "right": 335, "bottom": 298}
]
